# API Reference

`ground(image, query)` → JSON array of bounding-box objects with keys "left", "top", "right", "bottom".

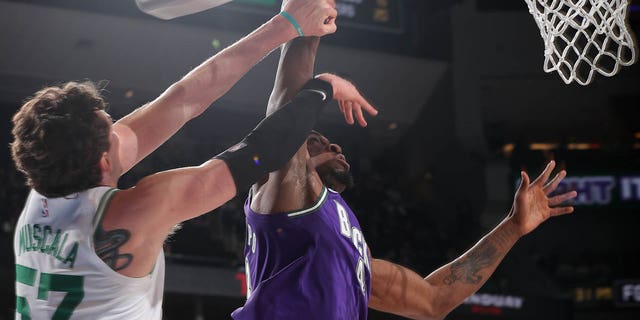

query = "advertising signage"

[
  {"left": 614, "top": 279, "right": 640, "bottom": 307},
  {"left": 451, "top": 292, "right": 568, "bottom": 319}
]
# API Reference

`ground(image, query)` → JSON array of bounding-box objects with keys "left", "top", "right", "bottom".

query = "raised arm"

[
  {"left": 253, "top": 38, "right": 377, "bottom": 213},
  {"left": 369, "top": 161, "right": 577, "bottom": 319},
  {"left": 266, "top": 37, "right": 321, "bottom": 116},
  {"left": 249, "top": 34, "right": 324, "bottom": 213},
  {"left": 111, "top": 0, "right": 338, "bottom": 176}
]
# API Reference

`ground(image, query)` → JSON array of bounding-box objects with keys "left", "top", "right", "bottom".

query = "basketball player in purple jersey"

[{"left": 232, "top": 35, "right": 578, "bottom": 320}]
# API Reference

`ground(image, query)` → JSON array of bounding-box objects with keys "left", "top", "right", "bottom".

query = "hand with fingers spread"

[
  {"left": 282, "top": 0, "right": 338, "bottom": 37},
  {"left": 315, "top": 73, "right": 379, "bottom": 127},
  {"left": 508, "top": 161, "right": 578, "bottom": 236}
]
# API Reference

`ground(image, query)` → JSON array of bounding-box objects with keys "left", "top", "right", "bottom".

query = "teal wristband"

[{"left": 279, "top": 11, "right": 304, "bottom": 37}]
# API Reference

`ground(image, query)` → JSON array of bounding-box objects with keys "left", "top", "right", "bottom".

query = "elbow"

[
  {"left": 386, "top": 300, "right": 445, "bottom": 320},
  {"left": 430, "top": 297, "right": 457, "bottom": 320},
  {"left": 432, "top": 312, "right": 448, "bottom": 320},
  {"left": 415, "top": 307, "right": 447, "bottom": 320},
  {"left": 416, "top": 312, "right": 447, "bottom": 320},
  {"left": 431, "top": 300, "right": 452, "bottom": 320},
  {"left": 413, "top": 297, "right": 451, "bottom": 320},
  {"left": 433, "top": 304, "right": 456, "bottom": 320}
]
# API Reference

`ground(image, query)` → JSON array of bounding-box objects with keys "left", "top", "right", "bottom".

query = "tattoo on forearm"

[
  {"left": 94, "top": 226, "right": 133, "bottom": 271},
  {"left": 443, "top": 241, "right": 499, "bottom": 285}
]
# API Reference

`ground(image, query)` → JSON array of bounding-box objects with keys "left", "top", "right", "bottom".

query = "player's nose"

[{"left": 328, "top": 143, "right": 342, "bottom": 154}]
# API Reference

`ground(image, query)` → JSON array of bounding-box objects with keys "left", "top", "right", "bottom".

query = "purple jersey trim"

[{"left": 232, "top": 187, "right": 371, "bottom": 320}]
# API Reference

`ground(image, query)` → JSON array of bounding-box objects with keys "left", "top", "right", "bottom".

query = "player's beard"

[{"left": 318, "top": 166, "right": 354, "bottom": 190}]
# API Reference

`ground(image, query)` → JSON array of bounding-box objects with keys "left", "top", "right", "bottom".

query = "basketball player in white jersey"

[{"left": 10, "top": 0, "right": 378, "bottom": 318}]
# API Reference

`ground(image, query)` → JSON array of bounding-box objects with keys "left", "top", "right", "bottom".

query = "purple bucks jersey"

[{"left": 232, "top": 187, "right": 371, "bottom": 320}]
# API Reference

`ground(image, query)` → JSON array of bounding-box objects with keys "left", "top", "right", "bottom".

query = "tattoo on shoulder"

[
  {"left": 443, "top": 241, "right": 499, "bottom": 285},
  {"left": 94, "top": 225, "right": 133, "bottom": 271}
]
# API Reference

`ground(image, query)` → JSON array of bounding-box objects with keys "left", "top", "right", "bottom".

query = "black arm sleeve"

[{"left": 214, "top": 78, "right": 333, "bottom": 192}]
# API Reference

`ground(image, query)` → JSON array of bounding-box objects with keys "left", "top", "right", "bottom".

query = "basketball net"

[{"left": 525, "top": 0, "right": 638, "bottom": 85}]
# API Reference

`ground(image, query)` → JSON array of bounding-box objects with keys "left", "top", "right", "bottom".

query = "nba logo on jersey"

[{"left": 40, "top": 198, "right": 49, "bottom": 217}]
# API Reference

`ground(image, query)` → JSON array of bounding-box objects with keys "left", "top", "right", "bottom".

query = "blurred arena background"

[{"left": 1, "top": 0, "right": 639, "bottom": 319}]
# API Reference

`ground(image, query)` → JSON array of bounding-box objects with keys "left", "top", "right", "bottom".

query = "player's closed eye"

[{"left": 308, "top": 136, "right": 321, "bottom": 144}]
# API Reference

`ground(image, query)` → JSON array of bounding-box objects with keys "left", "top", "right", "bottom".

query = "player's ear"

[{"left": 99, "top": 151, "right": 111, "bottom": 174}]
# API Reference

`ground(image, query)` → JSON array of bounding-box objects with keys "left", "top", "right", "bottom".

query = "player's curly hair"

[{"left": 11, "top": 81, "right": 111, "bottom": 197}]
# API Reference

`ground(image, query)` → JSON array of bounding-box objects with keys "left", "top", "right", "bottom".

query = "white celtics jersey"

[{"left": 14, "top": 187, "right": 165, "bottom": 320}]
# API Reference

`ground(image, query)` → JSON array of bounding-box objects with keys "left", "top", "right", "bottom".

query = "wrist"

[
  {"left": 482, "top": 218, "right": 522, "bottom": 252},
  {"left": 270, "top": 13, "right": 299, "bottom": 42},
  {"left": 279, "top": 11, "right": 304, "bottom": 37},
  {"left": 314, "top": 74, "right": 338, "bottom": 97},
  {"left": 304, "top": 77, "right": 334, "bottom": 101},
  {"left": 501, "top": 217, "right": 524, "bottom": 241}
]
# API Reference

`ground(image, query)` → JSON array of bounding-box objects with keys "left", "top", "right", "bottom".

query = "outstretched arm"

[
  {"left": 253, "top": 21, "right": 376, "bottom": 213},
  {"left": 369, "top": 219, "right": 520, "bottom": 320},
  {"left": 369, "top": 161, "right": 577, "bottom": 319},
  {"left": 111, "top": 0, "right": 338, "bottom": 176},
  {"left": 267, "top": 37, "right": 321, "bottom": 116}
]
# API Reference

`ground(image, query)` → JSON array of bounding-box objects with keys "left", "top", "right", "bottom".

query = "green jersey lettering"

[
  {"left": 63, "top": 243, "right": 79, "bottom": 268},
  {"left": 56, "top": 233, "right": 68, "bottom": 261},
  {"left": 17, "top": 224, "right": 79, "bottom": 268},
  {"left": 40, "top": 225, "right": 52, "bottom": 253},
  {"left": 48, "top": 230, "right": 62, "bottom": 256}
]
